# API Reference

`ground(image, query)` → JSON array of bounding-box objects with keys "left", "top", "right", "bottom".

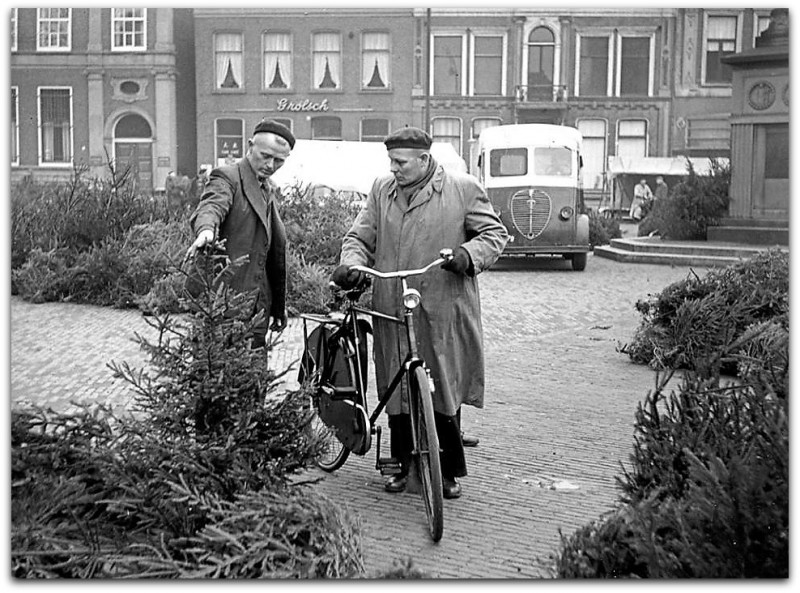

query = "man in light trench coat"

[{"left": 332, "top": 127, "right": 508, "bottom": 499}]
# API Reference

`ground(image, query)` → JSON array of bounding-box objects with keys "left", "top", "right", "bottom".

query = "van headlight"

[
  {"left": 559, "top": 206, "right": 574, "bottom": 220},
  {"left": 403, "top": 288, "right": 421, "bottom": 309}
]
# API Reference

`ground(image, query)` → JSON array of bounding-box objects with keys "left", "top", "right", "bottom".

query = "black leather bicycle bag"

[{"left": 298, "top": 317, "right": 371, "bottom": 391}]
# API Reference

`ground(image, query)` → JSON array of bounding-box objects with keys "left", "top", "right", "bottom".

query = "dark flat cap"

[
  {"left": 253, "top": 119, "right": 296, "bottom": 148},
  {"left": 384, "top": 126, "right": 432, "bottom": 151}
]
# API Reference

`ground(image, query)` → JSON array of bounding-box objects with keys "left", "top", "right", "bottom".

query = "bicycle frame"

[
  {"left": 302, "top": 249, "right": 452, "bottom": 542},
  {"left": 344, "top": 252, "right": 450, "bottom": 426}
]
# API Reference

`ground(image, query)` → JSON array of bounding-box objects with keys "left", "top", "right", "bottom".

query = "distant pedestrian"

[
  {"left": 629, "top": 178, "right": 653, "bottom": 221},
  {"left": 654, "top": 176, "right": 669, "bottom": 201}
]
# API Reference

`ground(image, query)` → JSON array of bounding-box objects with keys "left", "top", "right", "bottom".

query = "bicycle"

[{"left": 298, "top": 249, "right": 454, "bottom": 543}]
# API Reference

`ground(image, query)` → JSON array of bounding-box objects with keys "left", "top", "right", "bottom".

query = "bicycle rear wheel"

[
  {"left": 410, "top": 366, "right": 444, "bottom": 542},
  {"left": 310, "top": 395, "right": 351, "bottom": 472}
]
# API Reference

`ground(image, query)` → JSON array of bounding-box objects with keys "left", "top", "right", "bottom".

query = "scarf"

[{"left": 396, "top": 156, "right": 438, "bottom": 208}]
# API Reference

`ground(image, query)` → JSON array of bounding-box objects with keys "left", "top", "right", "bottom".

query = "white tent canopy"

[
  {"left": 607, "top": 155, "right": 729, "bottom": 178},
  {"left": 271, "top": 139, "right": 468, "bottom": 195}
]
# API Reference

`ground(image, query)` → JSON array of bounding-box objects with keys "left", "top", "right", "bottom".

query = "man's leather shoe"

[
  {"left": 461, "top": 432, "right": 479, "bottom": 447},
  {"left": 384, "top": 475, "right": 407, "bottom": 493},
  {"left": 443, "top": 478, "right": 462, "bottom": 499}
]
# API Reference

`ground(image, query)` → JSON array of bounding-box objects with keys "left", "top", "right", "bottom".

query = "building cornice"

[{"left": 193, "top": 8, "right": 413, "bottom": 18}]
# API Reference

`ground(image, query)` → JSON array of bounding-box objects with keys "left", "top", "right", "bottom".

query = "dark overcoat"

[
  {"left": 189, "top": 159, "right": 287, "bottom": 319},
  {"left": 340, "top": 164, "right": 508, "bottom": 416}
]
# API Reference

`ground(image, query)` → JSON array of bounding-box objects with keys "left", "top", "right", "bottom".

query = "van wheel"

[{"left": 570, "top": 253, "right": 587, "bottom": 271}]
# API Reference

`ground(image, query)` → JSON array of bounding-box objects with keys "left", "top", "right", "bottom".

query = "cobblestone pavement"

[{"left": 10, "top": 253, "right": 703, "bottom": 578}]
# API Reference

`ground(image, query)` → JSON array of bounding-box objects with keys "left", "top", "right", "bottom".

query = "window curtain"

[
  {"left": 264, "top": 33, "right": 291, "bottom": 89},
  {"left": 617, "top": 120, "right": 647, "bottom": 159},
  {"left": 577, "top": 120, "right": 607, "bottom": 189},
  {"left": 40, "top": 90, "right": 71, "bottom": 162},
  {"left": 472, "top": 118, "right": 500, "bottom": 140},
  {"left": 362, "top": 32, "right": 389, "bottom": 87},
  {"left": 707, "top": 15, "right": 737, "bottom": 43},
  {"left": 216, "top": 34, "right": 242, "bottom": 88},
  {"left": 313, "top": 33, "right": 340, "bottom": 89},
  {"left": 433, "top": 117, "right": 461, "bottom": 154}
]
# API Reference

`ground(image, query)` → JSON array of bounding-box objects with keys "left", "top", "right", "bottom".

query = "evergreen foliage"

[{"left": 11, "top": 249, "right": 365, "bottom": 578}]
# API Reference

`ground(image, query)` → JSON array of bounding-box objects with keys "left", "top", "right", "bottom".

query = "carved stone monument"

[{"left": 709, "top": 9, "right": 789, "bottom": 245}]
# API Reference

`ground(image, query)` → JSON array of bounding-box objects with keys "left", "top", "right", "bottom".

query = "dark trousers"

[{"left": 389, "top": 411, "right": 467, "bottom": 479}]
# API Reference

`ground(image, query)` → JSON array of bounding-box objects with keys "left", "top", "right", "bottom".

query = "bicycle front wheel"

[{"left": 410, "top": 366, "right": 444, "bottom": 542}]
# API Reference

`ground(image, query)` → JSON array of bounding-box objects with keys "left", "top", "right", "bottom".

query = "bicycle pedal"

[{"left": 377, "top": 456, "right": 403, "bottom": 476}]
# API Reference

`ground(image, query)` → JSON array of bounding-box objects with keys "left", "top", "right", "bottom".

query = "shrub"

[
  {"left": 620, "top": 249, "right": 788, "bottom": 374},
  {"left": 11, "top": 165, "right": 176, "bottom": 269},
  {"left": 286, "top": 247, "right": 339, "bottom": 316},
  {"left": 555, "top": 366, "right": 789, "bottom": 578},
  {"left": 11, "top": 250, "right": 365, "bottom": 578},
  {"left": 11, "top": 247, "right": 75, "bottom": 302},
  {"left": 588, "top": 212, "right": 621, "bottom": 248},
  {"left": 638, "top": 158, "right": 730, "bottom": 240},
  {"left": 279, "top": 185, "right": 361, "bottom": 268}
]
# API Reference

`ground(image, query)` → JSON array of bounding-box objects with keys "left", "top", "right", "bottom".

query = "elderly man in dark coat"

[
  {"left": 186, "top": 119, "right": 294, "bottom": 348},
  {"left": 332, "top": 127, "right": 508, "bottom": 499}
]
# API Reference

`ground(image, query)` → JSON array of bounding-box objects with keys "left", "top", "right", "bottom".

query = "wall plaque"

[{"left": 748, "top": 81, "right": 776, "bottom": 110}]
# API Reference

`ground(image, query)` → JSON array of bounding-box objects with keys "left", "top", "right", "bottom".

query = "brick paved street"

[{"left": 11, "top": 253, "right": 703, "bottom": 578}]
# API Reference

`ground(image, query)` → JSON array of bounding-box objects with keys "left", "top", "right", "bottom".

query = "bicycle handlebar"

[
  {"left": 328, "top": 248, "right": 454, "bottom": 290},
  {"left": 351, "top": 248, "right": 453, "bottom": 280}
]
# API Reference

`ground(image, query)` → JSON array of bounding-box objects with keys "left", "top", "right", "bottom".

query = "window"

[
  {"left": 432, "top": 34, "right": 465, "bottom": 95},
  {"left": 686, "top": 116, "right": 730, "bottom": 152},
  {"left": 471, "top": 117, "right": 501, "bottom": 140},
  {"left": 577, "top": 36, "right": 610, "bottom": 96},
  {"left": 472, "top": 34, "right": 504, "bottom": 95},
  {"left": 362, "top": 32, "right": 390, "bottom": 89},
  {"left": 37, "top": 8, "right": 71, "bottom": 51},
  {"left": 11, "top": 87, "right": 19, "bottom": 165},
  {"left": 526, "top": 27, "right": 555, "bottom": 100},
  {"left": 703, "top": 15, "right": 738, "bottom": 84},
  {"left": 576, "top": 119, "right": 607, "bottom": 190},
  {"left": 215, "top": 33, "right": 243, "bottom": 90},
  {"left": 576, "top": 32, "right": 654, "bottom": 97},
  {"left": 533, "top": 146, "right": 572, "bottom": 176},
  {"left": 618, "top": 36, "right": 652, "bottom": 96},
  {"left": 38, "top": 87, "right": 72, "bottom": 165},
  {"left": 11, "top": 8, "right": 17, "bottom": 52},
  {"left": 432, "top": 117, "right": 462, "bottom": 155},
  {"left": 490, "top": 148, "right": 527, "bottom": 177},
  {"left": 311, "top": 116, "right": 342, "bottom": 140},
  {"left": 215, "top": 118, "right": 244, "bottom": 166},
  {"left": 617, "top": 119, "right": 648, "bottom": 159},
  {"left": 312, "top": 32, "right": 341, "bottom": 90},
  {"left": 112, "top": 8, "right": 146, "bottom": 51},
  {"left": 361, "top": 118, "right": 389, "bottom": 142},
  {"left": 264, "top": 32, "right": 292, "bottom": 90}
]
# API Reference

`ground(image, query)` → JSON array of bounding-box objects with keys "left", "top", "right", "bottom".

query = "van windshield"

[
  {"left": 533, "top": 146, "right": 572, "bottom": 176},
  {"left": 489, "top": 148, "right": 527, "bottom": 177}
]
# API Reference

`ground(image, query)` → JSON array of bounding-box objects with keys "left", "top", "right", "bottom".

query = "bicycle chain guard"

[{"left": 316, "top": 386, "right": 371, "bottom": 456}]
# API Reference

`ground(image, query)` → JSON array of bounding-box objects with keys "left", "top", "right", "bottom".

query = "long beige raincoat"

[{"left": 340, "top": 164, "right": 508, "bottom": 417}]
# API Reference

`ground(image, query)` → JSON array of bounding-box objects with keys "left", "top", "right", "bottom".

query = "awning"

[{"left": 607, "top": 156, "right": 729, "bottom": 178}]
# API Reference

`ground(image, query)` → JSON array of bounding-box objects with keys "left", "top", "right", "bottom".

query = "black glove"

[
  {"left": 331, "top": 264, "right": 365, "bottom": 289},
  {"left": 441, "top": 247, "right": 473, "bottom": 276}
]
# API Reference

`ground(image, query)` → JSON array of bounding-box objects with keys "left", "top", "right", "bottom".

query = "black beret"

[
  {"left": 253, "top": 119, "right": 296, "bottom": 149},
  {"left": 384, "top": 126, "right": 432, "bottom": 151}
]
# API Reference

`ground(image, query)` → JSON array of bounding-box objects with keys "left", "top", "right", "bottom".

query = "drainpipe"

[{"left": 424, "top": 8, "right": 431, "bottom": 132}]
